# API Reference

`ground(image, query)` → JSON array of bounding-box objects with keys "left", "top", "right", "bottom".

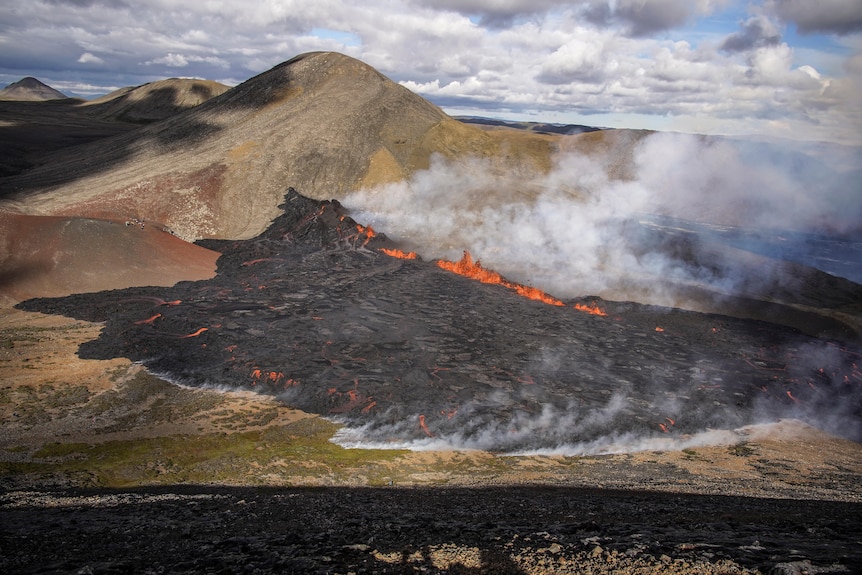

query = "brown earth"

[{"left": 0, "top": 211, "right": 218, "bottom": 304}]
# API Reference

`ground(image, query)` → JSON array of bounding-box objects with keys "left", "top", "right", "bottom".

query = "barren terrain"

[
  {"left": 2, "top": 304, "right": 861, "bottom": 574},
  {"left": 1, "top": 53, "right": 860, "bottom": 574},
  {"left": 3, "top": 192, "right": 861, "bottom": 575}
]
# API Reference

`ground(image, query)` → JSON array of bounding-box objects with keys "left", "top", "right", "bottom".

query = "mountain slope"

[
  {"left": 0, "top": 77, "right": 67, "bottom": 101},
  {"left": 0, "top": 52, "right": 553, "bottom": 241},
  {"left": 83, "top": 78, "right": 230, "bottom": 123}
]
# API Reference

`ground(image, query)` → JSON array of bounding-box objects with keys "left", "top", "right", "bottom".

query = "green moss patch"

[{"left": 1, "top": 417, "right": 408, "bottom": 487}]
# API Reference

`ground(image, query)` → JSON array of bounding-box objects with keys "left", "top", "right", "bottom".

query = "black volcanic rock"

[{"left": 18, "top": 189, "right": 862, "bottom": 450}]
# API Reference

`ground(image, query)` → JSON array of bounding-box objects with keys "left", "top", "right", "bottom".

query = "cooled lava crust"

[{"left": 18, "top": 189, "right": 862, "bottom": 450}]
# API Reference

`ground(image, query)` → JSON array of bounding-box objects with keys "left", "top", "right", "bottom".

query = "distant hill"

[
  {"left": 83, "top": 78, "right": 231, "bottom": 123},
  {"left": 0, "top": 77, "right": 67, "bottom": 101},
  {"left": 458, "top": 116, "right": 603, "bottom": 135},
  {"left": 0, "top": 51, "right": 557, "bottom": 241}
]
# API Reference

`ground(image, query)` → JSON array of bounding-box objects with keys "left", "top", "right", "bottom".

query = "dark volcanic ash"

[{"left": 18, "top": 189, "right": 862, "bottom": 452}]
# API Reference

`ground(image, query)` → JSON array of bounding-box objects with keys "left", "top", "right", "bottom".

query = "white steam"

[{"left": 345, "top": 132, "right": 862, "bottom": 304}]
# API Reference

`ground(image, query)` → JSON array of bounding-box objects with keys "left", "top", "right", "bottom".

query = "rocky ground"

[
  {"left": 3, "top": 482, "right": 861, "bottom": 575},
  {"left": 2, "top": 192, "right": 861, "bottom": 574},
  {"left": 1, "top": 308, "right": 861, "bottom": 573}
]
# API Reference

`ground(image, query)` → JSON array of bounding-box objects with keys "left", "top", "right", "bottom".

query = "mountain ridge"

[{"left": 0, "top": 52, "right": 556, "bottom": 242}]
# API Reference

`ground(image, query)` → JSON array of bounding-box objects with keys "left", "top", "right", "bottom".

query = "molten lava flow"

[
  {"left": 356, "top": 224, "right": 376, "bottom": 237},
  {"left": 380, "top": 248, "right": 418, "bottom": 259},
  {"left": 418, "top": 414, "right": 434, "bottom": 438},
  {"left": 436, "top": 251, "right": 564, "bottom": 306},
  {"left": 134, "top": 313, "right": 162, "bottom": 325},
  {"left": 573, "top": 303, "right": 607, "bottom": 316},
  {"left": 180, "top": 327, "right": 208, "bottom": 338},
  {"left": 437, "top": 251, "right": 504, "bottom": 283},
  {"left": 361, "top": 401, "right": 377, "bottom": 413},
  {"left": 513, "top": 284, "right": 565, "bottom": 306},
  {"left": 355, "top": 224, "right": 376, "bottom": 248}
]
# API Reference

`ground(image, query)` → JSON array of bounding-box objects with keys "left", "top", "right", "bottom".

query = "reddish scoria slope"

[{"left": 0, "top": 211, "right": 217, "bottom": 304}]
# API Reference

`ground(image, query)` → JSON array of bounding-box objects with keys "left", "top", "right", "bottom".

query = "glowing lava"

[
  {"left": 418, "top": 414, "right": 434, "bottom": 437},
  {"left": 436, "top": 251, "right": 564, "bottom": 306},
  {"left": 574, "top": 302, "right": 607, "bottom": 316},
  {"left": 180, "top": 327, "right": 209, "bottom": 338},
  {"left": 380, "top": 248, "right": 418, "bottom": 259}
]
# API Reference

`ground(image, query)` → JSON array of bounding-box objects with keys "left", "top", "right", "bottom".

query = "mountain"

[
  {"left": 0, "top": 52, "right": 858, "bottom": 341},
  {"left": 0, "top": 77, "right": 67, "bottom": 101},
  {"left": 83, "top": 78, "right": 231, "bottom": 123},
  {"left": 0, "top": 52, "right": 555, "bottom": 241}
]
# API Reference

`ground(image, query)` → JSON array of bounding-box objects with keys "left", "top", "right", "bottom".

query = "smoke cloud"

[{"left": 345, "top": 132, "right": 862, "bottom": 306}]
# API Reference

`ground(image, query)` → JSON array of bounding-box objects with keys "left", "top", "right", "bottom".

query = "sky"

[{"left": 1, "top": 0, "right": 861, "bottom": 145}]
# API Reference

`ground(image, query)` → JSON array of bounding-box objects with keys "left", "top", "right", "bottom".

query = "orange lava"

[
  {"left": 180, "top": 327, "right": 209, "bottom": 338},
  {"left": 573, "top": 302, "right": 607, "bottom": 316},
  {"left": 436, "top": 251, "right": 564, "bottom": 306},
  {"left": 355, "top": 224, "right": 376, "bottom": 247},
  {"left": 380, "top": 248, "right": 418, "bottom": 259},
  {"left": 655, "top": 326, "right": 665, "bottom": 332},
  {"left": 356, "top": 224, "right": 376, "bottom": 237},
  {"left": 134, "top": 313, "right": 162, "bottom": 325},
  {"left": 418, "top": 414, "right": 434, "bottom": 437}
]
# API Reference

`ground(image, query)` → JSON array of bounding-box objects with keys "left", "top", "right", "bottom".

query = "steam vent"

[{"left": 20, "top": 189, "right": 862, "bottom": 452}]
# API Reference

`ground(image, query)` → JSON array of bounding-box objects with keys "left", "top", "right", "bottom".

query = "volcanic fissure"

[{"left": 17, "top": 188, "right": 862, "bottom": 452}]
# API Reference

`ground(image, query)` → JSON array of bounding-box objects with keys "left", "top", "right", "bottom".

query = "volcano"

[
  {"left": 19, "top": 189, "right": 862, "bottom": 452},
  {"left": 0, "top": 77, "right": 67, "bottom": 101},
  {"left": 3, "top": 51, "right": 862, "bottom": 450}
]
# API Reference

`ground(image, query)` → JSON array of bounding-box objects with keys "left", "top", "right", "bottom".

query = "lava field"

[{"left": 19, "top": 189, "right": 862, "bottom": 452}]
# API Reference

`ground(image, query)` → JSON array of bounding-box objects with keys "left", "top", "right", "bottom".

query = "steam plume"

[{"left": 345, "top": 132, "right": 862, "bottom": 305}]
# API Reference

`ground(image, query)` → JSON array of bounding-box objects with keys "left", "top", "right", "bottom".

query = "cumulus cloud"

[
  {"left": 77, "top": 52, "right": 104, "bottom": 64},
  {"left": 720, "top": 15, "right": 782, "bottom": 52},
  {"left": 581, "top": 0, "right": 728, "bottom": 37},
  {"left": 766, "top": 0, "right": 862, "bottom": 35},
  {"left": 144, "top": 53, "right": 229, "bottom": 69},
  {"left": 0, "top": 0, "right": 859, "bottom": 144},
  {"left": 411, "top": 0, "right": 567, "bottom": 28}
]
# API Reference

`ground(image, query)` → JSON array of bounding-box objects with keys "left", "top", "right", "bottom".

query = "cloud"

[
  {"left": 144, "top": 53, "right": 229, "bottom": 69},
  {"left": 766, "top": 0, "right": 862, "bottom": 35},
  {"left": 581, "top": 0, "right": 728, "bottom": 37},
  {"left": 77, "top": 52, "right": 104, "bottom": 64},
  {"left": 720, "top": 15, "right": 782, "bottom": 52},
  {"left": 410, "top": 0, "right": 566, "bottom": 28},
  {"left": 0, "top": 1, "right": 859, "bottom": 144},
  {"left": 416, "top": 1, "right": 728, "bottom": 36}
]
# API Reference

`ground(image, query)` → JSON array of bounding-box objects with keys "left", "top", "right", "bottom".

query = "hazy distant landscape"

[{"left": 1, "top": 52, "right": 861, "bottom": 574}]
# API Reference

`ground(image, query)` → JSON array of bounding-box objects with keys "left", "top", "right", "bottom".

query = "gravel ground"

[{"left": 2, "top": 484, "right": 860, "bottom": 574}]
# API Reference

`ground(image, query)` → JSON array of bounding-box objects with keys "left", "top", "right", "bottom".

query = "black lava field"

[{"left": 19, "top": 189, "right": 862, "bottom": 452}]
